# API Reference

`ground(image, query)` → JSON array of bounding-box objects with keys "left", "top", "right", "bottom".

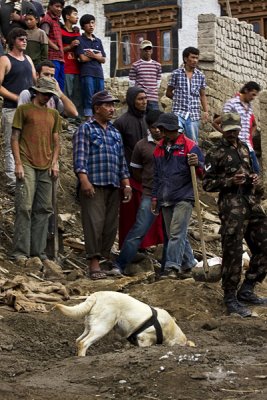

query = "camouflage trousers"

[{"left": 219, "top": 194, "right": 267, "bottom": 291}]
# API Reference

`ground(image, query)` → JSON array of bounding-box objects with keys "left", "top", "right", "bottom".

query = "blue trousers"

[
  {"left": 162, "top": 201, "right": 196, "bottom": 272},
  {"left": 81, "top": 76, "right": 104, "bottom": 117},
  {"left": 116, "top": 196, "right": 165, "bottom": 271},
  {"left": 178, "top": 115, "right": 199, "bottom": 143},
  {"left": 52, "top": 60, "right": 64, "bottom": 92}
]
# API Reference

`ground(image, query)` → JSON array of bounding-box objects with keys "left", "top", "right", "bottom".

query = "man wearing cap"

[
  {"left": 152, "top": 112, "right": 204, "bottom": 279},
  {"left": 73, "top": 90, "right": 131, "bottom": 280},
  {"left": 11, "top": 77, "right": 61, "bottom": 266},
  {"left": 129, "top": 39, "right": 162, "bottom": 112},
  {"left": 203, "top": 112, "right": 267, "bottom": 317},
  {"left": 166, "top": 46, "right": 209, "bottom": 143}
]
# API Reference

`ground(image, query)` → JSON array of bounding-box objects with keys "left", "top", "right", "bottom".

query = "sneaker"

[
  {"left": 177, "top": 268, "right": 193, "bottom": 279},
  {"left": 105, "top": 267, "right": 123, "bottom": 277},
  {"left": 160, "top": 269, "right": 178, "bottom": 279}
]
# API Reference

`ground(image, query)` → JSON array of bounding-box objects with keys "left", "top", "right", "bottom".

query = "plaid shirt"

[
  {"left": 73, "top": 119, "right": 129, "bottom": 187},
  {"left": 223, "top": 96, "right": 253, "bottom": 151},
  {"left": 168, "top": 67, "right": 206, "bottom": 121},
  {"left": 40, "top": 11, "right": 64, "bottom": 62}
]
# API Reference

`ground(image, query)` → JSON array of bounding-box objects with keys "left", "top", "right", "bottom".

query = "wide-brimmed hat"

[
  {"left": 31, "top": 77, "right": 60, "bottom": 97},
  {"left": 156, "top": 113, "right": 179, "bottom": 131},
  {"left": 221, "top": 112, "right": 241, "bottom": 132},
  {"left": 140, "top": 40, "right": 153, "bottom": 49},
  {"left": 92, "top": 90, "right": 120, "bottom": 107}
]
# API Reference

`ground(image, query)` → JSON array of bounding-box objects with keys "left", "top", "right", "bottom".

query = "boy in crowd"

[
  {"left": 40, "top": 0, "right": 65, "bottom": 91},
  {"left": 61, "top": 5, "right": 82, "bottom": 120},
  {"left": 75, "top": 14, "right": 106, "bottom": 119},
  {"left": 25, "top": 10, "right": 48, "bottom": 66}
]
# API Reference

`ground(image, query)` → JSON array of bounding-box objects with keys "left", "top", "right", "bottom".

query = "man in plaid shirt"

[
  {"left": 73, "top": 90, "right": 131, "bottom": 280},
  {"left": 166, "top": 47, "right": 209, "bottom": 143}
]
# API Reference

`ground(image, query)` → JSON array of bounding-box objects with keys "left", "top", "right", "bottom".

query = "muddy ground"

[{"left": 0, "top": 128, "right": 267, "bottom": 400}]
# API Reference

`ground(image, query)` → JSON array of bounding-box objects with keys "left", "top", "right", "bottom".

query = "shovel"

[{"left": 190, "top": 166, "right": 222, "bottom": 283}]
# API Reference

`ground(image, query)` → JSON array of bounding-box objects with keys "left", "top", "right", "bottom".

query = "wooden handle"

[{"left": 190, "top": 166, "right": 209, "bottom": 274}]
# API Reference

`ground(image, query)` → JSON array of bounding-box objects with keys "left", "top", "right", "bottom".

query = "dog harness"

[{"left": 127, "top": 306, "right": 163, "bottom": 345}]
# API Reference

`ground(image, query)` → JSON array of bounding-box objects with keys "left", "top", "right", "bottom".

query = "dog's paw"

[{"left": 187, "top": 340, "right": 196, "bottom": 347}]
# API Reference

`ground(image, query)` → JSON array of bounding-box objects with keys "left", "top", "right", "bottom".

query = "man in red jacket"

[{"left": 152, "top": 113, "right": 204, "bottom": 279}]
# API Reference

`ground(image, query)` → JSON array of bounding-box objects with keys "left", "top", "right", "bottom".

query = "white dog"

[{"left": 54, "top": 291, "right": 195, "bottom": 356}]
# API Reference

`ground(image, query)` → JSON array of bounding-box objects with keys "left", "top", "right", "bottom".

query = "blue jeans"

[
  {"left": 81, "top": 76, "right": 104, "bottom": 117},
  {"left": 178, "top": 115, "right": 199, "bottom": 143},
  {"left": 249, "top": 150, "right": 260, "bottom": 174},
  {"left": 116, "top": 196, "right": 163, "bottom": 271},
  {"left": 52, "top": 60, "right": 64, "bottom": 92},
  {"left": 147, "top": 100, "right": 159, "bottom": 111},
  {"left": 162, "top": 201, "right": 196, "bottom": 271}
]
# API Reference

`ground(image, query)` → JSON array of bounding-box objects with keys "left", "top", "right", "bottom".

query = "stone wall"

[{"left": 198, "top": 14, "right": 267, "bottom": 122}]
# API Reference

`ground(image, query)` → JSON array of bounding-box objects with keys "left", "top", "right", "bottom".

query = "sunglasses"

[{"left": 17, "top": 37, "right": 28, "bottom": 42}]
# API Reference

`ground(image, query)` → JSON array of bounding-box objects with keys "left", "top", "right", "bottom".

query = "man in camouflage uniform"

[{"left": 203, "top": 112, "right": 267, "bottom": 317}]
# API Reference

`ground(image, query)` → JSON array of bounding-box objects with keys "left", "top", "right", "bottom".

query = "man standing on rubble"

[
  {"left": 203, "top": 112, "right": 267, "bottom": 317},
  {"left": 73, "top": 90, "right": 131, "bottom": 280},
  {"left": 11, "top": 77, "right": 61, "bottom": 267}
]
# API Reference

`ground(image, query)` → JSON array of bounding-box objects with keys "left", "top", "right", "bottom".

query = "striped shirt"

[
  {"left": 223, "top": 96, "right": 253, "bottom": 151},
  {"left": 129, "top": 59, "right": 162, "bottom": 101},
  {"left": 73, "top": 119, "right": 129, "bottom": 187},
  {"left": 168, "top": 67, "right": 206, "bottom": 121}
]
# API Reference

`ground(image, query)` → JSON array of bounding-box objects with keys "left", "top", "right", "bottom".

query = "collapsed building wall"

[{"left": 197, "top": 13, "right": 267, "bottom": 186}]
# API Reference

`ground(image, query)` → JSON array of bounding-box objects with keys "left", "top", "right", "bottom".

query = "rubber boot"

[
  {"left": 224, "top": 290, "right": 252, "bottom": 317},
  {"left": 237, "top": 279, "right": 267, "bottom": 305}
]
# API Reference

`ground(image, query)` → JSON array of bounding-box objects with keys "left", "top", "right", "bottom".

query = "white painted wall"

[
  {"left": 178, "top": 0, "right": 220, "bottom": 65},
  {"left": 65, "top": 0, "right": 221, "bottom": 76}
]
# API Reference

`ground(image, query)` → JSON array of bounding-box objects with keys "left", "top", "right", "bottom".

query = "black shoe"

[
  {"left": 225, "top": 300, "right": 252, "bottom": 317},
  {"left": 237, "top": 291, "right": 267, "bottom": 305},
  {"left": 237, "top": 279, "right": 267, "bottom": 305},
  {"left": 224, "top": 290, "right": 252, "bottom": 317}
]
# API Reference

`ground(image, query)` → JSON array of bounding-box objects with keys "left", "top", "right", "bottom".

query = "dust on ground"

[{"left": 0, "top": 128, "right": 267, "bottom": 400}]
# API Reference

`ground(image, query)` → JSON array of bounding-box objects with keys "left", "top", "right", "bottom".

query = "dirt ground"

[{"left": 0, "top": 128, "right": 267, "bottom": 400}]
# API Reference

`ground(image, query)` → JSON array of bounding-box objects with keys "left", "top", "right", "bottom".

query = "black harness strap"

[{"left": 127, "top": 306, "right": 163, "bottom": 345}]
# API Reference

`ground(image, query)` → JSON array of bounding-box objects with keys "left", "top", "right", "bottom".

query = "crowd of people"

[{"left": 0, "top": 0, "right": 266, "bottom": 317}]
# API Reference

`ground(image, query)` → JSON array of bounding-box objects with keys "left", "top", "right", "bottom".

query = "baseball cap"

[
  {"left": 31, "top": 77, "right": 60, "bottom": 97},
  {"left": 140, "top": 40, "right": 153, "bottom": 49},
  {"left": 156, "top": 113, "right": 180, "bottom": 131},
  {"left": 92, "top": 90, "right": 120, "bottom": 107},
  {"left": 221, "top": 112, "right": 241, "bottom": 132}
]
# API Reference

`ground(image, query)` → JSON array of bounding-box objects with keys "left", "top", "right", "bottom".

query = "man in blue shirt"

[
  {"left": 75, "top": 14, "right": 106, "bottom": 119},
  {"left": 166, "top": 47, "right": 209, "bottom": 143},
  {"left": 73, "top": 90, "right": 131, "bottom": 280}
]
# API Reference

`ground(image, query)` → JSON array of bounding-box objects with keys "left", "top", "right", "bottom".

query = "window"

[
  {"left": 162, "top": 31, "right": 171, "bottom": 62},
  {"left": 251, "top": 21, "right": 260, "bottom": 34},
  {"left": 121, "top": 35, "right": 131, "bottom": 66},
  {"left": 118, "top": 29, "right": 172, "bottom": 70}
]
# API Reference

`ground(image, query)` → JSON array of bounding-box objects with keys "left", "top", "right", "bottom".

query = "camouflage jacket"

[{"left": 202, "top": 137, "right": 254, "bottom": 197}]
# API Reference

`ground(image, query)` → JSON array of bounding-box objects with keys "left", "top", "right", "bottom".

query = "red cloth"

[
  {"left": 61, "top": 27, "right": 80, "bottom": 74},
  {"left": 119, "top": 178, "right": 164, "bottom": 249}
]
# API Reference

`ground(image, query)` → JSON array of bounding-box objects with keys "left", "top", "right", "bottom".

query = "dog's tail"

[{"left": 54, "top": 295, "right": 97, "bottom": 319}]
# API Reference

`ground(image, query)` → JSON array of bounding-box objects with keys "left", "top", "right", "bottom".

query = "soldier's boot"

[
  {"left": 224, "top": 290, "right": 252, "bottom": 317},
  {"left": 237, "top": 279, "right": 267, "bottom": 305}
]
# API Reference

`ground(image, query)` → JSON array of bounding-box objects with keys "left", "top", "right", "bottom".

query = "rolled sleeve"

[{"left": 73, "top": 124, "right": 89, "bottom": 175}]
